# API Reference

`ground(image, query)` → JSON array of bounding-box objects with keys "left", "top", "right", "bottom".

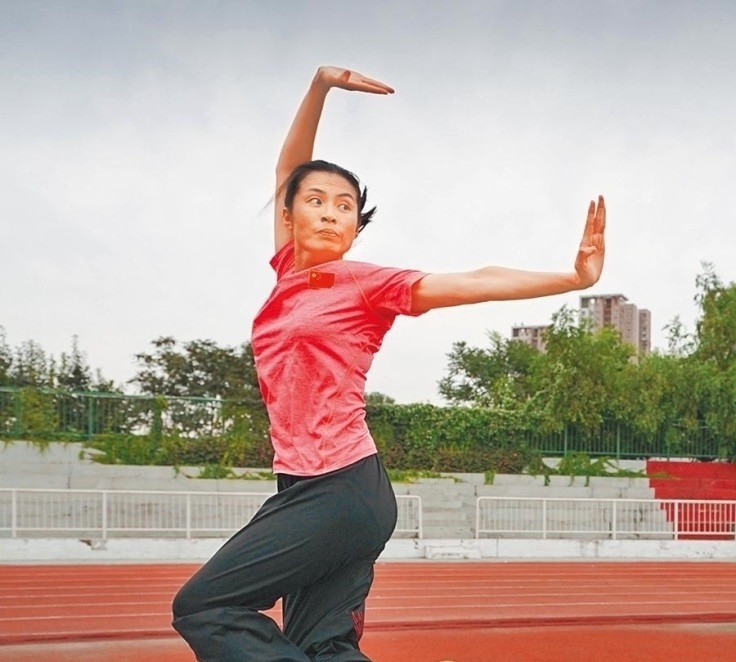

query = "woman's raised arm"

[
  {"left": 273, "top": 67, "right": 394, "bottom": 252},
  {"left": 411, "top": 196, "right": 607, "bottom": 313}
]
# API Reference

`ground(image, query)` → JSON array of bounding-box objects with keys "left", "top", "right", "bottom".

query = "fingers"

[
  {"left": 596, "top": 195, "right": 606, "bottom": 233},
  {"left": 582, "top": 195, "right": 606, "bottom": 240},
  {"left": 357, "top": 74, "right": 395, "bottom": 94},
  {"left": 348, "top": 72, "right": 395, "bottom": 94},
  {"left": 576, "top": 195, "right": 606, "bottom": 288},
  {"left": 320, "top": 66, "right": 394, "bottom": 94},
  {"left": 581, "top": 199, "right": 596, "bottom": 241}
]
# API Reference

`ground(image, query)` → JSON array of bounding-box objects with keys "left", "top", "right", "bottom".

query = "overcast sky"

[{"left": 2, "top": 0, "right": 735, "bottom": 403}]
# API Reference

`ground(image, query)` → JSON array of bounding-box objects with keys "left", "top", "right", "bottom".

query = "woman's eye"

[
  {"left": 338, "top": 203, "right": 351, "bottom": 212},
  {"left": 308, "top": 197, "right": 321, "bottom": 205}
]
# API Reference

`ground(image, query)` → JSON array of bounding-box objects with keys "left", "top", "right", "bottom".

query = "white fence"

[
  {"left": 5, "top": 489, "right": 736, "bottom": 543},
  {"left": 475, "top": 497, "right": 736, "bottom": 540},
  {"left": 0, "top": 488, "right": 423, "bottom": 540},
  {"left": 395, "top": 494, "right": 423, "bottom": 539}
]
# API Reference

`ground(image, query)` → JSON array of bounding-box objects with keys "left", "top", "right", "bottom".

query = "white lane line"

[{"left": 3, "top": 600, "right": 735, "bottom": 622}]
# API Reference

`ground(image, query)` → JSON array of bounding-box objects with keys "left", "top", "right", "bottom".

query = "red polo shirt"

[{"left": 251, "top": 241, "right": 427, "bottom": 476}]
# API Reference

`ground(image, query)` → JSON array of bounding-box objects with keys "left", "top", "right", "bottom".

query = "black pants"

[{"left": 172, "top": 454, "right": 397, "bottom": 661}]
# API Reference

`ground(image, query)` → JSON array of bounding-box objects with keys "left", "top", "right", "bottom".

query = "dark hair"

[{"left": 282, "top": 160, "right": 376, "bottom": 233}]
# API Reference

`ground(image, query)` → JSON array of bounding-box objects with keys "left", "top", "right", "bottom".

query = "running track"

[{"left": 2, "top": 561, "right": 736, "bottom": 661}]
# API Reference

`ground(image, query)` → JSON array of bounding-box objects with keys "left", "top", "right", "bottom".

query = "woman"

[{"left": 172, "top": 66, "right": 606, "bottom": 662}]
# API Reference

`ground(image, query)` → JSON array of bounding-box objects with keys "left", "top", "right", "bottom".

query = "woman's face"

[{"left": 284, "top": 171, "right": 360, "bottom": 270}]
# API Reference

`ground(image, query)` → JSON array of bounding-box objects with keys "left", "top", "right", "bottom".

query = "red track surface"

[{"left": 2, "top": 561, "right": 736, "bottom": 661}]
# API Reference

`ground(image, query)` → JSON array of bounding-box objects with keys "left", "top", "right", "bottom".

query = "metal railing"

[
  {"left": 0, "top": 386, "right": 262, "bottom": 441},
  {"left": 394, "top": 494, "right": 423, "bottom": 539},
  {"left": 0, "top": 386, "right": 725, "bottom": 460},
  {"left": 0, "top": 489, "right": 423, "bottom": 540},
  {"left": 475, "top": 496, "right": 736, "bottom": 540}
]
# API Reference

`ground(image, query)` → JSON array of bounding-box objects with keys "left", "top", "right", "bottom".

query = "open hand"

[
  {"left": 574, "top": 196, "right": 606, "bottom": 289},
  {"left": 315, "top": 66, "right": 394, "bottom": 95}
]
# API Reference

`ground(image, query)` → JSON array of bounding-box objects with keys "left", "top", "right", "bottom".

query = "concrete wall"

[
  {"left": 0, "top": 440, "right": 276, "bottom": 493},
  {"left": 0, "top": 441, "right": 652, "bottom": 494},
  {"left": 3, "top": 536, "right": 735, "bottom": 563},
  {"left": 6, "top": 440, "right": 728, "bottom": 563}
]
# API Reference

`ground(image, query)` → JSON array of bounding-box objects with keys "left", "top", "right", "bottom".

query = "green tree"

[
  {"left": 56, "top": 335, "right": 92, "bottom": 392},
  {"left": 689, "top": 263, "right": 736, "bottom": 456},
  {"left": 131, "top": 336, "right": 261, "bottom": 401},
  {"left": 365, "top": 392, "right": 396, "bottom": 405},
  {"left": 130, "top": 336, "right": 271, "bottom": 466},
  {"left": 0, "top": 326, "right": 11, "bottom": 384},
  {"left": 693, "top": 263, "right": 736, "bottom": 369},
  {"left": 619, "top": 352, "right": 689, "bottom": 432},
  {"left": 10, "top": 340, "right": 50, "bottom": 387},
  {"left": 530, "top": 307, "right": 633, "bottom": 432},
  {"left": 439, "top": 331, "right": 541, "bottom": 408}
]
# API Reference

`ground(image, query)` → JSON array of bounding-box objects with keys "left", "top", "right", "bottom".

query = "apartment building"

[
  {"left": 511, "top": 295, "right": 652, "bottom": 354},
  {"left": 510, "top": 324, "right": 550, "bottom": 352},
  {"left": 579, "top": 294, "right": 651, "bottom": 354}
]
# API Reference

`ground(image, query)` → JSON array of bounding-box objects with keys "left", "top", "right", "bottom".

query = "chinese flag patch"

[{"left": 308, "top": 270, "right": 335, "bottom": 289}]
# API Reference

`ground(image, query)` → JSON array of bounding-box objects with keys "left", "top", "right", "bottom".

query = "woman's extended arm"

[
  {"left": 273, "top": 67, "right": 394, "bottom": 252},
  {"left": 411, "top": 196, "right": 606, "bottom": 313}
]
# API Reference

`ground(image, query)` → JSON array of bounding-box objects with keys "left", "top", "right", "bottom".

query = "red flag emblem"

[{"left": 308, "top": 270, "right": 335, "bottom": 289}]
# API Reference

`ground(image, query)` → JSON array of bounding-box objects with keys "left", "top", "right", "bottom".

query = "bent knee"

[{"left": 172, "top": 581, "right": 203, "bottom": 620}]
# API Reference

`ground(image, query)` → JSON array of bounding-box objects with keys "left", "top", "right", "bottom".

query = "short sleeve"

[
  {"left": 343, "top": 261, "right": 428, "bottom": 318},
  {"left": 270, "top": 241, "right": 296, "bottom": 280}
]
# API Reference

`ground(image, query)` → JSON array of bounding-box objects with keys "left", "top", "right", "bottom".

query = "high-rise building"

[
  {"left": 579, "top": 294, "right": 651, "bottom": 354},
  {"left": 510, "top": 324, "right": 550, "bottom": 352},
  {"left": 638, "top": 308, "right": 652, "bottom": 355},
  {"left": 511, "top": 295, "right": 652, "bottom": 354}
]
